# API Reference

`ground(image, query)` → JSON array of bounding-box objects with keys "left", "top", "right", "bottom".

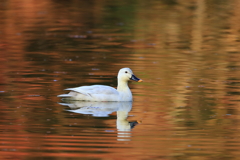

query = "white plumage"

[{"left": 57, "top": 68, "right": 142, "bottom": 101}]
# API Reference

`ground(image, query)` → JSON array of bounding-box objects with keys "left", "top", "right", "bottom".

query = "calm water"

[{"left": 1, "top": 0, "right": 240, "bottom": 159}]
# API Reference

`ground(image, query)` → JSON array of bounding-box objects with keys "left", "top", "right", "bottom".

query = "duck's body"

[
  {"left": 62, "top": 85, "right": 125, "bottom": 101},
  {"left": 57, "top": 68, "right": 142, "bottom": 101}
]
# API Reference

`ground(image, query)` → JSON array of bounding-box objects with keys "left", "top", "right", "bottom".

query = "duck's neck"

[
  {"left": 117, "top": 80, "right": 132, "bottom": 101},
  {"left": 117, "top": 80, "right": 130, "bottom": 92}
]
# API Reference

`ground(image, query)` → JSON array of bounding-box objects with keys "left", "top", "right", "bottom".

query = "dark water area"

[{"left": 1, "top": 0, "right": 240, "bottom": 159}]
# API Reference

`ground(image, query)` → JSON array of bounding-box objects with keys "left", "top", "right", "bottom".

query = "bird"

[{"left": 57, "top": 68, "right": 142, "bottom": 101}]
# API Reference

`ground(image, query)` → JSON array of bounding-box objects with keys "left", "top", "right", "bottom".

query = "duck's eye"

[{"left": 125, "top": 71, "right": 128, "bottom": 73}]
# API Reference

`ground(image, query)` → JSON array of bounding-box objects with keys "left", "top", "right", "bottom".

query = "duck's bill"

[{"left": 130, "top": 74, "right": 143, "bottom": 82}]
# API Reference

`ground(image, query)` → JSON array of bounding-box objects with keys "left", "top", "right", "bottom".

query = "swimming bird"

[{"left": 57, "top": 68, "right": 142, "bottom": 101}]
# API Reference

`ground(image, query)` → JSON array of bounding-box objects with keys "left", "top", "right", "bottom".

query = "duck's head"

[{"left": 118, "top": 68, "right": 143, "bottom": 82}]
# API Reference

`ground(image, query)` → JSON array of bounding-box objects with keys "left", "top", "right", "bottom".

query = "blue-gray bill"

[{"left": 130, "top": 75, "right": 143, "bottom": 82}]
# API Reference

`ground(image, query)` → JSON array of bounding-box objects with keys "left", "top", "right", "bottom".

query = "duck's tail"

[{"left": 57, "top": 94, "right": 73, "bottom": 98}]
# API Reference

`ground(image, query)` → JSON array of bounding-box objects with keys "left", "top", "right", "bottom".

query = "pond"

[{"left": 1, "top": 0, "right": 240, "bottom": 159}]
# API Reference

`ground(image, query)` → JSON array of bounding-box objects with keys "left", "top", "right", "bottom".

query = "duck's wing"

[{"left": 65, "top": 85, "right": 119, "bottom": 96}]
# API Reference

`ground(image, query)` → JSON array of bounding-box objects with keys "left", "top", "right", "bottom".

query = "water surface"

[{"left": 1, "top": 0, "right": 240, "bottom": 159}]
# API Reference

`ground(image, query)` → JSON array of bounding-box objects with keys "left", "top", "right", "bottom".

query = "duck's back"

[{"left": 65, "top": 85, "right": 120, "bottom": 101}]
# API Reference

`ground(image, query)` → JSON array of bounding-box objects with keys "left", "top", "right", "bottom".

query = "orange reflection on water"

[{"left": 1, "top": 0, "right": 240, "bottom": 159}]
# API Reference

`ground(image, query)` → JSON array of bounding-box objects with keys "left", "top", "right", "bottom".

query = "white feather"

[
  {"left": 57, "top": 68, "right": 142, "bottom": 101},
  {"left": 57, "top": 94, "right": 73, "bottom": 97}
]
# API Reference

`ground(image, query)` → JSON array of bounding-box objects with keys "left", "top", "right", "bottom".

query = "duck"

[{"left": 57, "top": 68, "right": 142, "bottom": 101}]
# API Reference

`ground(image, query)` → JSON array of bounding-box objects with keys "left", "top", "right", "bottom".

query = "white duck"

[{"left": 57, "top": 68, "right": 142, "bottom": 101}]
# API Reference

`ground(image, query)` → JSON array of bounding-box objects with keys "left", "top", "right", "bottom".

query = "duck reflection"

[{"left": 59, "top": 101, "right": 140, "bottom": 141}]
